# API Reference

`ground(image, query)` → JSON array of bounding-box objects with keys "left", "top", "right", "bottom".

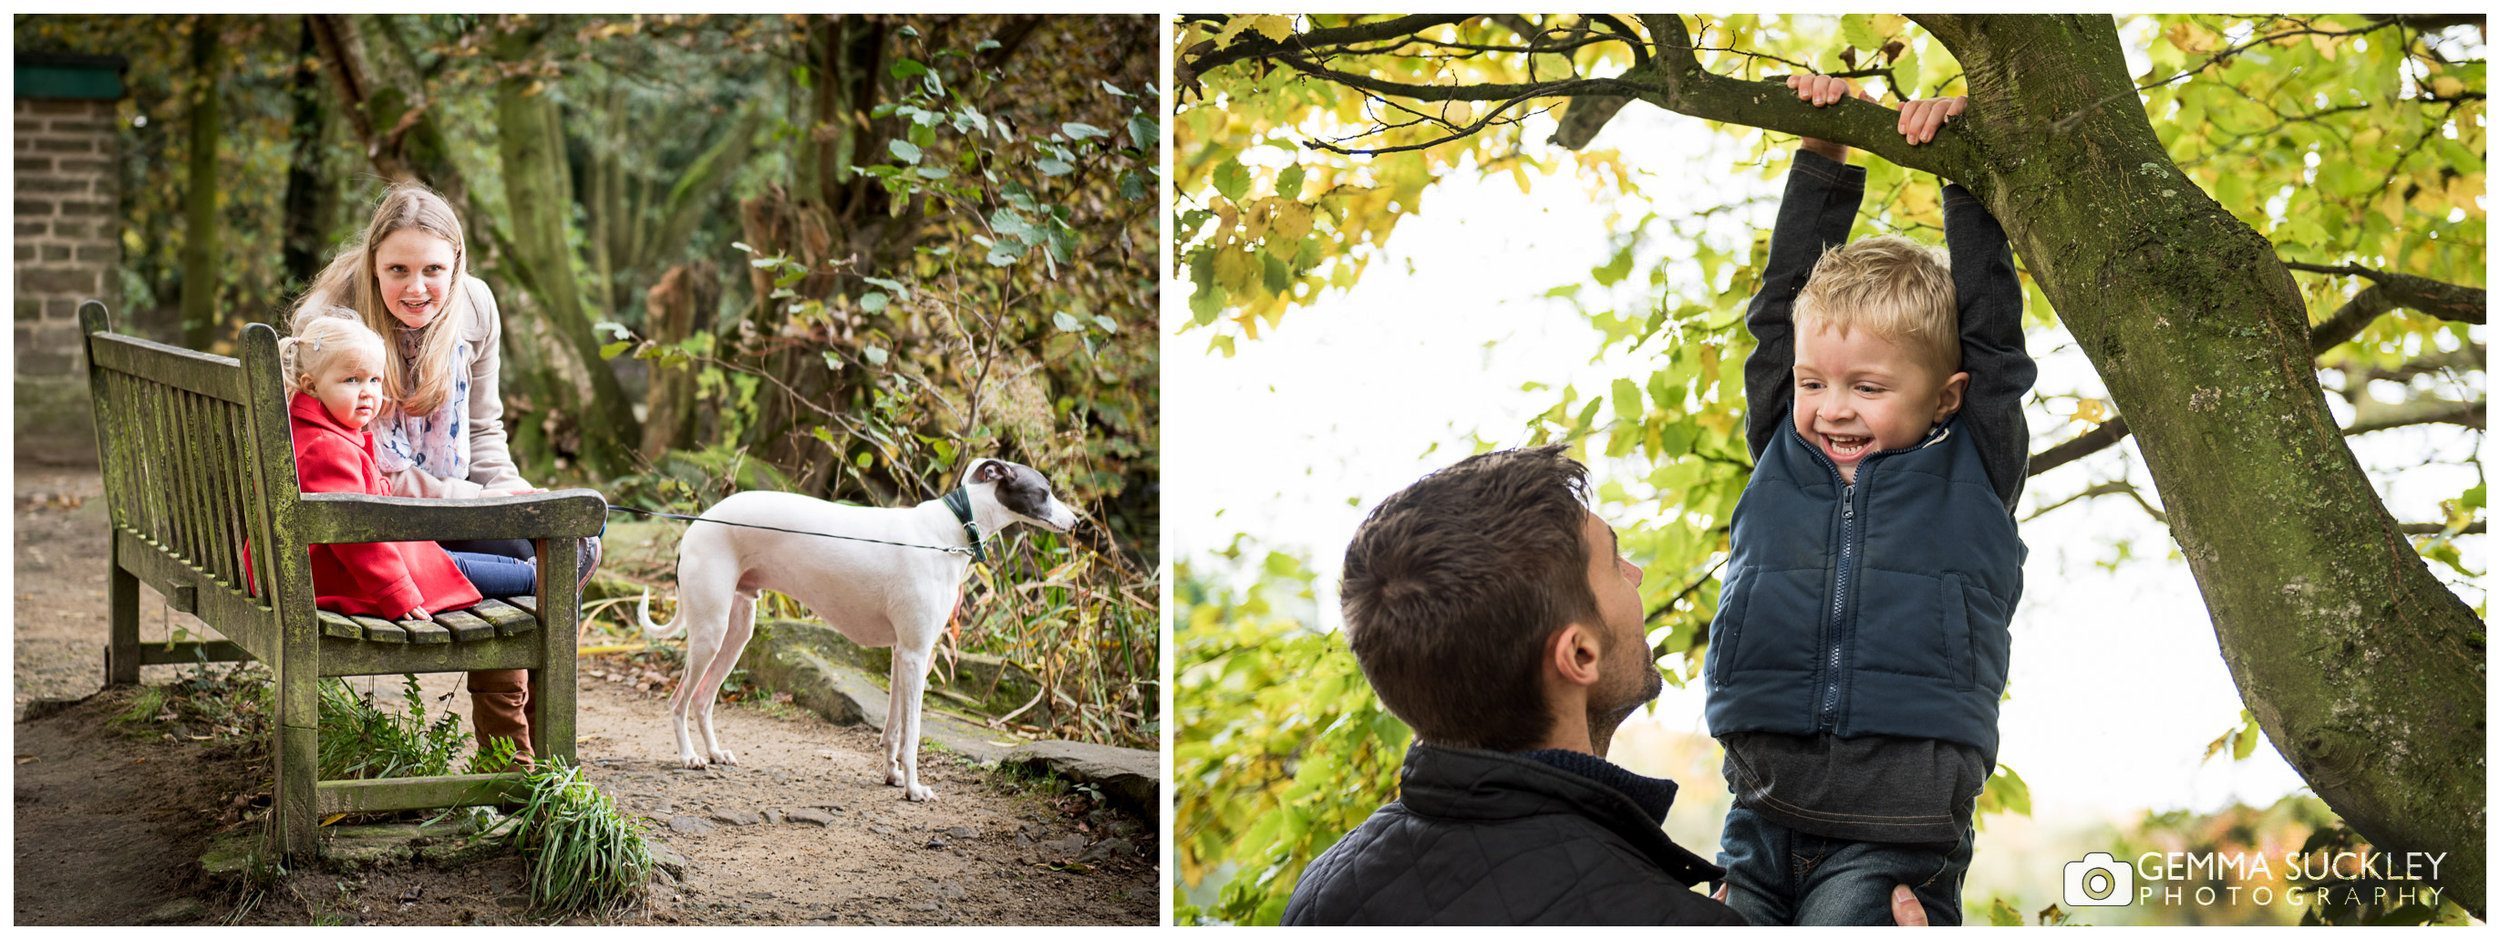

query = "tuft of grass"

[
  {"left": 494, "top": 759, "right": 655, "bottom": 917},
  {"left": 315, "top": 675, "right": 466, "bottom": 781}
]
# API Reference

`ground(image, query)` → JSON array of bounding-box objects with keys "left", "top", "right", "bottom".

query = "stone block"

[
  {"left": 18, "top": 268, "right": 95, "bottom": 295},
  {"left": 17, "top": 297, "right": 38, "bottom": 320},
  {"left": 19, "top": 175, "right": 88, "bottom": 194},
  {"left": 59, "top": 199, "right": 112, "bottom": 216},
  {"left": 16, "top": 197, "right": 54, "bottom": 216},
  {"left": 58, "top": 158, "right": 112, "bottom": 175},
  {"left": 15, "top": 244, "right": 32, "bottom": 263},
  {"left": 46, "top": 120, "right": 114, "bottom": 134},
  {"left": 15, "top": 220, "right": 47, "bottom": 238},
  {"left": 51, "top": 220, "right": 89, "bottom": 239},
  {"left": 76, "top": 244, "right": 115, "bottom": 263},
  {"left": 33, "top": 137, "right": 94, "bottom": 153},
  {"left": 45, "top": 298, "right": 76, "bottom": 320},
  {"left": 41, "top": 244, "right": 70, "bottom": 262},
  {"left": 17, "top": 155, "right": 53, "bottom": 173}
]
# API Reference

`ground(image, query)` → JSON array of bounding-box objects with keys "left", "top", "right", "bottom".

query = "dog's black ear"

[{"left": 971, "top": 459, "right": 1006, "bottom": 484}]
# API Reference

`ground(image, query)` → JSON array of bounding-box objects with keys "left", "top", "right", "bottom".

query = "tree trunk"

[
  {"left": 279, "top": 15, "right": 334, "bottom": 295},
  {"left": 1936, "top": 16, "right": 2485, "bottom": 913},
  {"left": 180, "top": 16, "right": 221, "bottom": 349},
  {"left": 640, "top": 263, "right": 702, "bottom": 457},
  {"left": 490, "top": 17, "right": 641, "bottom": 477}
]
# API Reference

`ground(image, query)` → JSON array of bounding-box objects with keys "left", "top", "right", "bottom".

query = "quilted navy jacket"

[{"left": 1281, "top": 744, "right": 1744, "bottom": 925}]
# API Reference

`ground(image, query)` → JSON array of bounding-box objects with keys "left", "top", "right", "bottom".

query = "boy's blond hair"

[
  {"left": 1794, "top": 235, "right": 1960, "bottom": 377},
  {"left": 280, "top": 306, "right": 386, "bottom": 394}
]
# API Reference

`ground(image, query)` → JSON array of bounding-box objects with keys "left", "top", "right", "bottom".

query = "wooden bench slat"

[
  {"left": 401, "top": 618, "right": 452, "bottom": 644},
  {"left": 435, "top": 608, "right": 495, "bottom": 642},
  {"left": 352, "top": 615, "right": 405, "bottom": 643},
  {"left": 506, "top": 595, "right": 540, "bottom": 618},
  {"left": 468, "top": 597, "right": 535, "bottom": 634},
  {"left": 316, "top": 609, "right": 363, "bottom": 640}
]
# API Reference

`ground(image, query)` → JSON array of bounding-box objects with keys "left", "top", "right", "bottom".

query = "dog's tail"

[{"left": 636, "top": 588, "right": 686, "bottom": 639}]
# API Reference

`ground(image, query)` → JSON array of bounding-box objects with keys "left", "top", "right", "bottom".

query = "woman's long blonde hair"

[{"left": 299, "top": 184, "right": 471, "bottom": 416}]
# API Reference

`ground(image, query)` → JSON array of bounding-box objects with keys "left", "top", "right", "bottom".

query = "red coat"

[{"left": 287, "top": 392, "right": 482, "bottom": 618}]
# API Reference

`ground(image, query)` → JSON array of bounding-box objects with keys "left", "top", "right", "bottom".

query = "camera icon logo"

[{"left": 2063, "top": 852, "right": 2134, "bottom": 906}]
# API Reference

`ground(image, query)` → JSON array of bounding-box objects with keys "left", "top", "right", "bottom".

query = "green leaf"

[
  {"left": 599, "top": 340, "right": 633, "bottom": 359},
  {"left": 1100, "top": 79, "right": 1129, "bottom": 96},
  {"left": 1592, "top": 245, "right": 1635, "bottom": 287},
  {"left": 890, "top": 59, "right": 928, "bottom": 81},
  {"left": 1037, "top": 158, "right": 1076, "bottom": 176},
  {"left": 861, "top": 292, "right": 890, "bottom": 314},
  {"left": 1120, "top": 171, "right": 1146, "bottom": 201},
  {"left": 1062, "top": 121, "right": 1109, "bottom": 141},
  {"left": 1054, "top": 311, "right": 1083, "bottom": 332},
  {"left": 1213, "top": 158, "right": 1252, "bottom": 202},
  {"left": 888, "top": 139, "right": 922, "bottom": 165},
  {"left": 862, "top": 276, "right": 908, "bottom": 296},
  {"left": 1840, "top": 13, "right": 1882, "bottom": 53},
  {"left": 1128, "top": 113, "right": 1159, "bottom": 152},
  {"left": 861, "top": 346, "right": 888, "bottom": 366},
  {"left": 915, "top": 166, "right": 950, "bottom": 179},
  {"left": 1093, "top": 314, "right": 1118, "bottom": 333},
  {"left": 1611, "top": 377, "right": 1643, "bottom": 423}
]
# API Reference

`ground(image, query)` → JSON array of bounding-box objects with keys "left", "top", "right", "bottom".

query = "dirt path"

[{"left": 12, "top": 464, "right": 1157, "bottom": 925}]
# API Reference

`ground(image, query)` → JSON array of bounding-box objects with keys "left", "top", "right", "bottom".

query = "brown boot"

[{"left": 467, "top": 668, "right": 535, "bottom": 769}]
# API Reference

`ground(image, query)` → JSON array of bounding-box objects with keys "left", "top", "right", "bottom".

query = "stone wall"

[{"left": 16, "top": 64, "right": 124, "bottom": 465}]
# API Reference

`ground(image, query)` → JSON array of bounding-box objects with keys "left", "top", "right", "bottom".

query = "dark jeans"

[
  {"left": 1717, "top": 806, "right": 1972, "bottom": 926},
  {"left": 447, "top": 549, "right": 537, "bottom": 598},
  {"left": 440, "top": 538, "right": 534, "bottom": 562}
]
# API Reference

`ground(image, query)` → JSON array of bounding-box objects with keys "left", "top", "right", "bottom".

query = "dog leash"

[{"left": 605, "top": 500, "right": 980, "bottom": 558}]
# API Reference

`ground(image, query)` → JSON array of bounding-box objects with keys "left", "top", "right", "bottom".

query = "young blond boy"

[{"left": 1701, "top": 76, "right": 2036, "bottom": 926}]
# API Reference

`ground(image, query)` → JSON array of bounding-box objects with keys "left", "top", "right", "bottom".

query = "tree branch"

[
  {"left": 1634, "top": 15, "right": 1978, "bottom": 182},
  {"left": 1184, "top": 14, "right": 1478, "bottom": 75},
  {"left": 2346, "top": 396, "right": 2486, "bottom": 435},
  {"left": 2033, "top": 265, "right": 2487, "bottom": 475},
  {"left": 2401, "top": 520, "right": 2487, "bottom": 536}
]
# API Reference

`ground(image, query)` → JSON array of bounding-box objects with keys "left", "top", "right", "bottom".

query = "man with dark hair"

[
  {"left": 1283, "top": 444, "right": 1739, "bottom": 925},
  {"left": 1285, "top": 445, "right": 1933, "bottom": 926}
]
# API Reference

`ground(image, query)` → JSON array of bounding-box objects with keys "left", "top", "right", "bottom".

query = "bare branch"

[
  {"left": 2029, "top": 418, "right": 2133, "bottom": 477},
  {"left": 2022, "top": 478, "right": 2168, "bottom": 526},
  {"left": 2286, "top": 262, "right": 2487, "bottom": 336},
  {"left": 2401, "top": 520, "right": 2487, "bottom": 536},
  {"left": 2346, "top": 396, "right": 2487, "bottom": 435},
  {"left": 1183, "top": 14, "right": 1478, "bottom": 75}
]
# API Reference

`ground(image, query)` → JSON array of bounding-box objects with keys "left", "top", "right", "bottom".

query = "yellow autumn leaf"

[
  {"left": 1211, "top": 247, "right": 1256, "bottom": 292},
  {"left": 2430, "top": 75, "right": 2465, "bottom": 99},
  {"left": 2076, "top": 398, "right": 2112, "bottom": 425},
  {"left": 1242, "top": 14, "right": 1296, "bottom": 44},
  {"left": 1266, "top": 200, "right": 1315, "bottom": 257}
]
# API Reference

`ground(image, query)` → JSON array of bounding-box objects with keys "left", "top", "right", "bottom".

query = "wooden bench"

[{"left": 79, "top": 300, "right": 606, "bottom": 858}]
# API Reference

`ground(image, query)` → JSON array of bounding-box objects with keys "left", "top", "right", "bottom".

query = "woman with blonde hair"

[{"left": 297, "top": 183, "right": 600, "bottom": 767}]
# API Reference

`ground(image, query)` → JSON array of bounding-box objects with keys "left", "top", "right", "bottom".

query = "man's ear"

[
  {"left": 1935, "top": 371, "right": 1970, "bottom": 421},
  {"left": 1546, "top": 622, "right": 1605, "bottom": 688}
]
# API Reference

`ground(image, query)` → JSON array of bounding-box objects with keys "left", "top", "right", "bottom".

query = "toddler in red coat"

[{"left": 281, "top": 311, "right": 488, "bottom": 620}]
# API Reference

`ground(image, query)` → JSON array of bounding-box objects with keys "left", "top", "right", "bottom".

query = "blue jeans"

[
  {"left": 1717, "top": 806, "right": 1972, "bottom": 926},
  {"left": 447, "top": 550, "right": 537, "bottom": 598}
]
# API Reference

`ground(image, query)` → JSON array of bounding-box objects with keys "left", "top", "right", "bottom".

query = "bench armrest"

[{"left": 296, "top": 489, "right": 607, "bottom": 544}]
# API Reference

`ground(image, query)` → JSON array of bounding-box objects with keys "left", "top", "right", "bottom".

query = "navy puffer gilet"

[{"left": 1703, "top": 409, "right": 2024, "bottom": 762}]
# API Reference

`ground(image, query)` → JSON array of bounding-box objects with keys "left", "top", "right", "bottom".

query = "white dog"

[{"left": 638, "top": 458, "right": 1077, "bottom": 799}]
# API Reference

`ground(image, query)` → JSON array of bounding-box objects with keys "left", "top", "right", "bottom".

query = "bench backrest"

[{"left": 81, "top": 301, "right": 315, "bottom": 655}]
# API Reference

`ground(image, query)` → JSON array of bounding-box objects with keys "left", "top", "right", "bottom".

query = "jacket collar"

[
  {"left": 288, "top": 390, "right": 361, "bottom": 438},
  {"left": 1398, "top": 743, "right": 1723, "bottom": 888}
]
